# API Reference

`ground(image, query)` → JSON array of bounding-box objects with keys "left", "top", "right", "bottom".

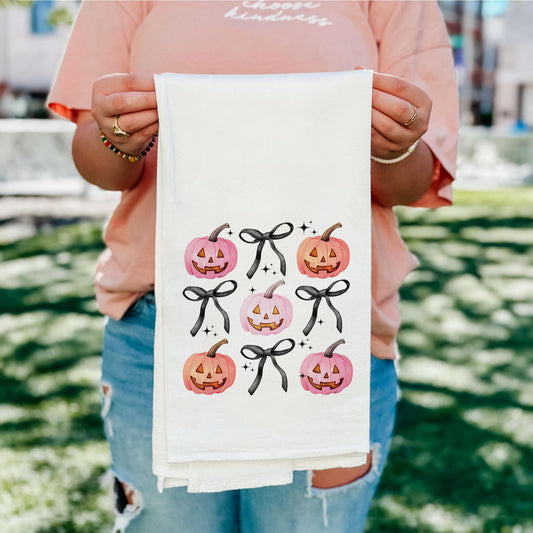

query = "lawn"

[{"left": 1, "top": 189, "right": 532, "bottom": 532}]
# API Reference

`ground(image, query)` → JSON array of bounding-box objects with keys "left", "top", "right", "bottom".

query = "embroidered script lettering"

[{"left": 224, "top": 1, "right": 333, "bottom": 27}]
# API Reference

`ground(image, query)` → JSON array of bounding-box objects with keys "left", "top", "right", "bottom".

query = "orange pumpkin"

[
  {"left": 183, "top": 339, "right": 236, "bottom": 395},
  {"left": 296, "top": 223, "right": 350, "bottom": 278}
]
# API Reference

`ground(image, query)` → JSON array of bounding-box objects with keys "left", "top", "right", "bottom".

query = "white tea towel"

[{"left": 153, "top": 70, "right": 373, "bottom": 492}]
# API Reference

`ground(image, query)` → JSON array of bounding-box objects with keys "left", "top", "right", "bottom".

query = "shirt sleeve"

[
  {"left": 47, "top": 0, "right": 146, "bottom": 123},
  {"left": 369, "top": 0, "right": 459, "bottom": 207}
]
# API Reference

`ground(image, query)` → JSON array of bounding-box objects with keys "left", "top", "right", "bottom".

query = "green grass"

[
  {"left": 1, "top": 189, "right": 532, "bottom": 532},
  {"left": 367, "top": 189, "right": 533, "bottom": 532},
  {"left": 0, "top": 223, "right": 114, "bottom": 532}
]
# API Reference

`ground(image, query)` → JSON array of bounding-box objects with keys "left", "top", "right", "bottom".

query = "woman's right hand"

[
  {"left": 91, "top": 73, "right": 159, "bottom": 155},
  {"left": 72, "top": 74, "right": 158, "bottom": 191}
]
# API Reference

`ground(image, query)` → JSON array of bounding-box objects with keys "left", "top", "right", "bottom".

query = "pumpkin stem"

[
  {"left": 321, "top": 222, "right": 342, "bottom": 241},
  {"left": 264, "top": 279, "right": 285, "bottom": 299},
  {"left": 207, "top": 338, "right": 228, "bottom": 357},
  {"left": 208, "top": 223, "right": 230, "bottom": 242},
  {"left": 324, "top": 339, "right": 345, "bottom": 358}
]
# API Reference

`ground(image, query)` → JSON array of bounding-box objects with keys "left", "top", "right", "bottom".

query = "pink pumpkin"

[
  {"left": 185, "top": 223, "right": 237, "bottom": 278},
  {"left": 240, "top": 280, "right": 293, "bottom": 336},
  {"left": 183, "top": 339, "right": 236, "bottom": 395},
  {"left": 300, "top": 339, "right": 353, "bottom": 395}
]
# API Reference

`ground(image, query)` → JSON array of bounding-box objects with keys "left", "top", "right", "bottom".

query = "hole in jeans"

[
  {"left": 100, "top": 381, "right": 114, "bottom": 438},
  {"left": 311, "top": 451, "right": 373, "bottom": 489},
  {"left": 112, "top": 476, "right": 143, "bottom": 532}
]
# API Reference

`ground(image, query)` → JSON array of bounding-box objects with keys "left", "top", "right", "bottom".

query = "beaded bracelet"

[
  {"left": 370, "top": 139, "right": 419, "bottom": 165},
  {"left": 99, "top": 130, "right": 157, "bottom": 162}
]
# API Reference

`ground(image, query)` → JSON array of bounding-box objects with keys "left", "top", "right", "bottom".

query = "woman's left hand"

[{"left": 368, "top": 71, "right": 432, "bottom": 159}]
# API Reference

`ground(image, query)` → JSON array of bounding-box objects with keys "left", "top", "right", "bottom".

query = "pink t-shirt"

[{"left": 48, "top": 0, "right": 457, "bottom": 359}]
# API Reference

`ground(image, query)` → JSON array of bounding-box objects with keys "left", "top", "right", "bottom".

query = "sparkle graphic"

[
  {"left": 298, "top": 340, "right": 307, "bottom": 349},
  {"left": 261, "top": 264, "right": 270, "bottom": 274},
  {"left": 202, "top": 326, "right": 210, "bottom": 336},
  {"left": 298, "top": 221, "right": 310, "bottom": 233},
  {"left": 249, "top": 287, "right": 256, "bottom": 293},
  {"left": 227, "top": 229, "right": 234, "bottom": 237},
  {"left": 317, "top": 319, "right": 324, "bottom": 325}
]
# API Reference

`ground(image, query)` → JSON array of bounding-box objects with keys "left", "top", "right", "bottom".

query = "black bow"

[
  {"left": 295, "top": 279, "right": 350, "bottom": 335},
  {"left": 182, "top": 280, "right": 237, "bottom": 337},
  {"left": 240, "top": 338, "right": 295, "bottom": 395},
  {"left": 239, "top": 222, "right": 294, "bottom": 279}
]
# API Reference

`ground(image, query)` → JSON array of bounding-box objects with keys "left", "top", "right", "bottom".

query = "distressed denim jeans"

[{"left": 101, "top": 292, "right": 398, "bottom": 532}]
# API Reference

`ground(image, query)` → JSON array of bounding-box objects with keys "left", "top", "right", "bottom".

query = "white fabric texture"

[{"left": 153, "top": 70, "right": 373, "bottom": 492}]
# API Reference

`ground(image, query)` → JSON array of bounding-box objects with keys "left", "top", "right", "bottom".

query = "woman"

[{"left": 48, "top": 1, "right": 458, "bottom": 531}]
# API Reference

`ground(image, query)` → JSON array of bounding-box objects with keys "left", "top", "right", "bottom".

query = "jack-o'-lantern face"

[
  {"left": 240, "top": 280, "right": 293, "bottom": 336},
  {"left": 300, "top": 340, "right": 353, "bottom": 395},
  {"left": 184, "top": 224, "right": 238, "bottom": 279},
  {"left": 192, "top": 245, "right": 228, "bottom": 275},
  {"left": 306, "top": 361, "right": 343, "bottom": 391},
  {"left": 304, "top": 244, "right": 341, "bottom": 275},
  {"left": 247, "top": 302, "right": 284, "bottom": 332},
  {"left": 183, "top": 339, "right": 236, "bottom": 395},
  {"left": 296, "top": 223, "right": 350, "bottom": 279},
  {"left": 190, "top": 360, "right": 227, "bottom": 391}
]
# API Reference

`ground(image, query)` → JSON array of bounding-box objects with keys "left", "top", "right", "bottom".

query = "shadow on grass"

[
  {"left": 2, "top": 202, "right": 532, "bottom": 532},
  {"left": 0, "top": 222, "right": 107, "bottom": 445},
  {"left": 35, "top": 463, "right": 112, "bottom": 533},
  {"left": 367, "top": 203, "right": 533, "bottom": 532}
]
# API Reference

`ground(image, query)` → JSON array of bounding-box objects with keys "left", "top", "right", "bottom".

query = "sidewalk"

[{"left": 0, "top": 188, "right": 119, "bottom": 242}]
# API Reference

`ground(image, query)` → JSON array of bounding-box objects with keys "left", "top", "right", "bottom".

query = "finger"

[
  {"left": 371, "top": 127, "right": 404, "bottom": 155},
  {"left": 104, "top": 121, "right": 159, "bottom": 155},
  {"left": 138, "top": 121, "right": 159, "bottom": 139},
  {"left": 111, "top": 109, "right": 159, "bottom": 135},
  {"left": 94, "top": 73, "right": 156, "bottom": 95},
  {"left": 371, "top": 107, "right": 413, "bottom": 149},
  {"left": 372, "top": 88, "right": 421, "bottom": 127},
  {"left": 102, "top": 91, "right": 158, "bottom": 117},
  {"left": 372, "top": 71, "right": 428, "bottom": 108}
]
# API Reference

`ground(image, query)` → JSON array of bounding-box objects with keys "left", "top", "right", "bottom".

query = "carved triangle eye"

[
  {"left": 217, "top": 249, "right": 224, "bottom": 258},
  {"left": 253, "top": 305, "right": 261, "bottom": 314},
  {"left": 313, "top": 364, "right": 321, "bottom": 373},
  {"left": 216, "top": 365, "right": 223, "bottom": 374},
  {"left": 196, "top": 364, "right": 204, "bottom": 373},
  {"left": 309, "top": 247, "right": 318, "bottom": 258},
  {"left": 332, "top": 365, "right": 340, "bottom": 374},
  {"left": 329, "top": 249, "right": 337, "bottom": 258},
  {"left": 198, "top": 248, "right": 205, "bottom": 258},
  {"left": 273, "top": 306, "right": 279, "bottom": 315}
]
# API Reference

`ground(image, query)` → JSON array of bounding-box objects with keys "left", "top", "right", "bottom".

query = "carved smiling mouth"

[
  {"left": 247, "top": 317, "right": 284, "bottom": 331},
  {"left": 192, "top": 260, "right": 228, "bottom": 275},
  {"left": 307, "top": 376, "right": 344, "bottom": 390},
  {"left": 304, "top": 260, "right": 341, "bottom": 274},
  {"left": 191, "top": 376, "right": 227, "bottom": 390}
]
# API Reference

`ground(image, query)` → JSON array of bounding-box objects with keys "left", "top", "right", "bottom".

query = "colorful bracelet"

[
  {"left": 370, "top": 139, "right": 419, "bottom": 165},
  {"left": 99, "top": 130, "right": 157, "bottom": 162}
]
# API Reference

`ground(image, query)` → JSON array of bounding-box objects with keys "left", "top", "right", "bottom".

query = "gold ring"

[
  {"left": 400, "top": 105, "right": 418, "bottom": 127},
  {"left": 112, "top": 115, "right": 130, "bottom": 138}
]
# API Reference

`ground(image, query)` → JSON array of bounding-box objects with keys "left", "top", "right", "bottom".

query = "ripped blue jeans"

[{"left": 101, "top": 292, "right": 398, "bottom": 533}]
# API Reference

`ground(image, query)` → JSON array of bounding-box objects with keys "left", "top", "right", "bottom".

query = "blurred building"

[
  {"left": 439, "top": 0, "right": 493, "bottom": 126},
  {"left": 0, "top": 1, "right": 76, "bottom": 117},
  {"left": 1, "top": 0, "right": 532, "bottom": 129},
  {"left": 440, "top": 0, "right": 533, "bottom": 130},
  {"left": 493, "top": 1, "right": 533, "bottom": 130}
]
